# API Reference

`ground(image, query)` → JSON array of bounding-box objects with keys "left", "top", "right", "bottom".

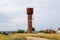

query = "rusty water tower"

[{"left": 26, "top": 8, "right": 33, "bottom": 33}]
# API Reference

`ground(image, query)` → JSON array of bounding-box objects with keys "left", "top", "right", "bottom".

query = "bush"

[
  {"left": 11, "top": 31, "right": 17, "bottom": 34},
  {"left": 2, "top": 32, "right": 8, "bottom": 35},
  {"left": 32, "top": 27, "right": 35, "bottom": 31},
  {"left": 39, "top": 30, "right": 44, "bottom": 33},
  {"left": 11, "top": 29, "right": 24, "bottom": 34},
  {"left": 17, "top": 30, "right": 24, "bottom": 33}
]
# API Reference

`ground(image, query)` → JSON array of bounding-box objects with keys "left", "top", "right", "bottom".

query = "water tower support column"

[{"left": 28, "top": 14, "right": 32, "bottom": 33}]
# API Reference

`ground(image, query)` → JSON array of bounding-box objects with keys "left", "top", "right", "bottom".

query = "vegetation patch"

[{"left": 0, "top": 34, "right": 60, "bottom": 40}]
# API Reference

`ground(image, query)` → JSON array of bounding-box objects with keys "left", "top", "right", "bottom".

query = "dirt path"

[{"left": 26, "top": 37, "right": 49, "bottom": 40}]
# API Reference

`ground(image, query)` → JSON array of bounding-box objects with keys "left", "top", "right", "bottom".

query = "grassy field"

[{"left": 0, "top": 33, "right": 60, "bottom": 40}]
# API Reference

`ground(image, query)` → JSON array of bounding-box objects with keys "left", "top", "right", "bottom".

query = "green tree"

[
  {"left": 32, "top": 27, "right": 35, "bottom": 31},
  {"left": 17, "top": 29, "right": 24, "bottom": 33},
  {"left": 2, "top": 32, "right": 8, "bottom": 35}
]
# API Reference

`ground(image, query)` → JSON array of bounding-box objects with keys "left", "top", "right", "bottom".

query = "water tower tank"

[{"left": 27, "top": 8, "right": 33, "bottom": 14}]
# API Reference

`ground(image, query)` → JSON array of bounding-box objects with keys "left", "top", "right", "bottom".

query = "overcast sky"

[{"left": 0, "top": 0, "right": 60, "bottom": 31}]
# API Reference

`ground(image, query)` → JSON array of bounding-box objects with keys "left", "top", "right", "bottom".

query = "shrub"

[
  {"left": 17, "top": 29, "right": 24, "bottom": 33},
  {"left": 2, "top": 32, "right": 8, "bottom": 35},
  {"left": 11, "top": 31, "right": 17, "bottom": 34}
]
